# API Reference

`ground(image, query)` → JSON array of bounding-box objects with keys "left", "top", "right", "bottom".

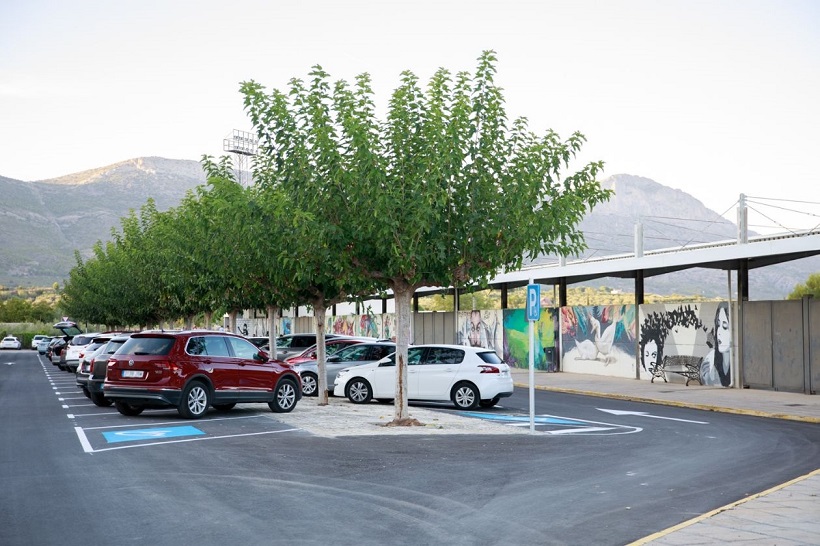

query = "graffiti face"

[
  {"left": 469, "top": 311, "right": 483, "bottom": 347},
  {"left": 642, "top": 339, "right": 658, "bottom": 372},
  {"left": 716, "top": 306, "right": 730, "bottom": 353}
]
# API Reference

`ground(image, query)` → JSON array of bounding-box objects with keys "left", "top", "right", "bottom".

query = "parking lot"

[{"left": 3, "top": 349, "right": 818, "bottom": 546}]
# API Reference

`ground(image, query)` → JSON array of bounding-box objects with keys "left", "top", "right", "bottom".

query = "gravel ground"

[{"left": 261, "top": 395, "right": 529, "bottom": 438}]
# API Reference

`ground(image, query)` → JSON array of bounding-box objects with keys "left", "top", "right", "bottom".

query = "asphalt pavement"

[{"left": 510, "top": 369, "right": 820, "bottom": 546}]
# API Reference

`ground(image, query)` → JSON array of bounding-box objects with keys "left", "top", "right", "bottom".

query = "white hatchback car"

[
  {"left": 63, "top": 332, "right": 101, "bottom": 372},
  {"left": 1, "top": 336, "right": 23, "bottom": 350},
  {"left": 333, "top": 344, "right": 513, "bottom": 410}
]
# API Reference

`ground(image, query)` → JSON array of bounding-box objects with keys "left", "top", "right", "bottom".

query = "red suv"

[{"left": 104, "top": 330, "right": 301, "bottom": 418}]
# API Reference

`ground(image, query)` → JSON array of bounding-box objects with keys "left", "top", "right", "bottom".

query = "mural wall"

[
  {"left": 560, "top": 305, "right": 637, "bottom": 378},
  {"left": 456, "top": 310, "right": 503, "bottom": 353},
  {"left": 639, "top": 302, "right": 732, "bottom": 387},
  {"left": 501, "top": 308, "right": 558, "bottom": 371},
  {"left": 236, "top": 301, "right": 733, "bottom": 387}
]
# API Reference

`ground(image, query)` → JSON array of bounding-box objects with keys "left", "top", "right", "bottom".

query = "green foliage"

[
  {"left": 241, "top": 50, "right": 610, "bottom": 420},
  {"left": 788, "top": 273, "right": 820, "bottom": 300}
]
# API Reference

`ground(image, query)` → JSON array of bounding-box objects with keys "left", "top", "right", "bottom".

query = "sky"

[{"left": 2, "top": 0, "right": 819, "bottom": 231}]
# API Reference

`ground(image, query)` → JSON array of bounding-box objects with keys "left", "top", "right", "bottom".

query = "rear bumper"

[{"left": 104, "top": 386, "right": 182, "bottom": 408}]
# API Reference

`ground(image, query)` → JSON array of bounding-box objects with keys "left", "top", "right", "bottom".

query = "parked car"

[
  {"left": 104, "top": 330, "right": 302, "bottom": 418},
  {"left": 47, "top": 337, "right": 67, "bottom": 365},
  {"left": 284, "top": 337, "right": 374, "bottom": 366},
  {"left": 62, "top": 332, "right": 101, "bottom": 373},
  {"left": 30, "top": 334, "right": 50, "bottom": 350},
  {"left": 265, "top": 333, "right": 340, "bottom": 359},
  {"left": 1, "top": 336, "right": 22, "bottom": 350},
  {"left": 50, "top": 321, "right": 83, "bottom": 368},
  {"left": 293, "top": 342, "right": 396, "bottom": 396},
  {"left": 245, "top": 336, "right": 269, "bottom": 348},
  {"left": 75, "top": 333, "right": 120, "bottom": 400},
  {"left": 333, "top": 344, "right": 514, "bottom": 410},
  {"left": 36, "top": 336, "right": 53, "bottom": 355}
]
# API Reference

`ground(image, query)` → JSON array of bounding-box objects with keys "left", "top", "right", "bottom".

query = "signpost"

[{"left": 526, "top": 282, "right": 540, "bottom": 433}]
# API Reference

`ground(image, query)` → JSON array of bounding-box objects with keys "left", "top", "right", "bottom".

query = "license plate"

[{"left": 121, "top": 370, "right": 144, "bottom": 378}]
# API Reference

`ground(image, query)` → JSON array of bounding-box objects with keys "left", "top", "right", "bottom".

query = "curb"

[
  {"left": 513, "top": 382, "right": 820, "bottom": 424},
  {"left": 625, "top": 468, "right": 820, "bottom": 545}
]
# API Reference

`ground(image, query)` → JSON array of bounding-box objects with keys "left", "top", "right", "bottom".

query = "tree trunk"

[
  {"left": 314, "top": 301, "right": 328, "bottom": 406},
  {"left": 267, "top": 304, "right": 278, "bottom": 360},
  {"left": 392, "top": 281, "right": 413, "bottom": 423},
  {"left": 228, "top": 310, "right": 238, "bottom": 334},
  {"left": 204, "top": 311, "right": 212, "bottom": 330}
]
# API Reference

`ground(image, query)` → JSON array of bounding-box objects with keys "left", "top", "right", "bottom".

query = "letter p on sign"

[{"left": 526, "top": 284, "right": 541, "bottom": 321}]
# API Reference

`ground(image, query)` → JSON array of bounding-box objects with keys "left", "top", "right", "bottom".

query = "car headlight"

[{"left": 335, "top": 367, "right": 351, "bottom": 379}]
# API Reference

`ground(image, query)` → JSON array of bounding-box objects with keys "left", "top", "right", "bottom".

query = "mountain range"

[{"left": 0, "top": 157, "right": 815, "bottom": 299}]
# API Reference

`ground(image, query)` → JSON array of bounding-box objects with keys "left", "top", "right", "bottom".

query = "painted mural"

[
  {"left": 502, "top": 308, "right": 558, "bottom": 371},
  {"left": 561, "top": 305, "right": 637, "bottom": 378},
  {"left": 325, "top": 310, "right": 386, "bottom": 339},
  {"left": 639, "top": 302, "right": 732, "bottom": 387},
  {"left": 456, "top": 310, "right": 503, "bottom": 354}
]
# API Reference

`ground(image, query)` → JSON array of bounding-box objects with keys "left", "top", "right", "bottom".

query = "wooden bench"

[{"left": 650, "top": 355, "right": 703, "bottom": 386}]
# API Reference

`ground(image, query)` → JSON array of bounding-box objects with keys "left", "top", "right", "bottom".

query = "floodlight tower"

[{"left": 222, "top": 129, "right": 258, "bottom": 186}]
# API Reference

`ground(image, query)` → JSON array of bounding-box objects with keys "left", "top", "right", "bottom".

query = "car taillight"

[
  {"left": 478, "top": 365, "right": 500, "bottom": 374},
  {"left": 157, "top": 361, "right": 180, "bottom": 373}
]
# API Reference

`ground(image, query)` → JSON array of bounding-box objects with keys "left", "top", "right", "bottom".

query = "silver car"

[{"left": 293, "top": 342, "right": 396, "bottom": 396}]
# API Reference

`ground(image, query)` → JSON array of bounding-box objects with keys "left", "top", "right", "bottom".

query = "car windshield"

[{"left": 118, "top": 336, "right": 175, "bottom": 356}]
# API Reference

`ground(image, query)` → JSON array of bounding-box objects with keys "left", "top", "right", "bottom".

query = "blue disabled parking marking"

[{"left": 102, "top": 425, "right": 205, "bottom": 444}]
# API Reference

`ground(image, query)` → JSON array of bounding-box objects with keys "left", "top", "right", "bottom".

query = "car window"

[
  {"left": 187, "top": 336, "right": 230, "bottom": 357},
  {"left": 276, "top": 337, "right": 293, "bottom": 349},
  {"left": 70, "top": 335, "right": 96, "bottom": 346},
  {"left": 424, "top": 347, "right": 464, "bottom": 365},
  {"left": 226, "top": 336, "right": 259, "bottom": 359},
  {"left": 120, "top": 337, "right": 175, "bottom": 356},
  {"left": 477, "top": 351, "right": 502, "bottom": 364},
  {"left": 382, "top": 347, "right": 422, "bottom": 367},
  {"left": 369, "top": 345, "right": 395, "bottom": 360},
  {"left": 106, "top": 339, "right": 128, "bottom": 355},
  {"left": 335, "top": 344, "right": 371, "bottom": 361}
]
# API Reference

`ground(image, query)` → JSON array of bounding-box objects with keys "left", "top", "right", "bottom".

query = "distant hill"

[
  {"left": 0, "top": 157, "right": 206, "bottom": 286},
  {"left": 0, "top": 160, "right": 815, "bottom": 299}
]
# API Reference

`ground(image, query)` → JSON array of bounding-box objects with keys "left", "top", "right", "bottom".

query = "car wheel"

[
  {"left": 301, "top": 372, "right": 318, "bottom": 397},
  {"left": 213, "top": 403, "right": 236, "bottom": 411},
  {"left": 115, "top": 402, "right": 144, "bottom": 416},
  {"left": 268, "top": 378, "right": 298, "bottom": 413},
  {"left": 91, "top": 391, "right": 113, "bottom": 407},
  {"left": 345, "top": 378, "right": 372, "bottom": 404},
  {"left": 479, "top": 396, "right": 501, "bottom": 408},
  {"left": 451, "top": 382, "right": 480, "bottom": 410},
  {"left": 178, "top": 381, "right": 210, "bottom": 419},
  {"left": 81, "top": 387, "right": 91, "bottom": 399}
]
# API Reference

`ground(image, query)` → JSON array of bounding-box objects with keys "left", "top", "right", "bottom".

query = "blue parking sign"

[{"left": 527, "top": 284, "right": 541, "bottom": 321}]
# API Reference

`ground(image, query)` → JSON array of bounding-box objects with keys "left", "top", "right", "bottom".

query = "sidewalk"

[{"left": 511, "top": 369, "right": 820, "bottom": 545}]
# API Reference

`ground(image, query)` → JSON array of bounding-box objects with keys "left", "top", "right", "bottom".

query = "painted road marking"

[
  {"left": 597, "top": 408, "right": 709, "bottom": 424},
  {"left": 102, "top": 425, "right": 205, "bottom": 444},
  {"left": 460, "top": 412, "right": 642, "bottom": 435}
]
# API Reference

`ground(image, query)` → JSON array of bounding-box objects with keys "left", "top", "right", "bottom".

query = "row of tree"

[{"left": 60, "top": 51, "right": 611, "bottom": 423}]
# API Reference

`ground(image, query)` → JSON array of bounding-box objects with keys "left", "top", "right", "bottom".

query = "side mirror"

[
  {"left": 254, "top": 351, "right": 269, "bottom": 362},
  {"left": 327, "top": 355, "right": 340, "bottom": 362}
]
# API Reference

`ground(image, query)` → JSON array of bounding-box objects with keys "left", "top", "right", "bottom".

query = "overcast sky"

[{"left": 2, "top": 0, "right": 818, "bottom": 230}]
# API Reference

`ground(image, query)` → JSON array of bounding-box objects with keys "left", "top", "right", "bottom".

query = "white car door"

[
  {"left": 371, "top": 348, "right": 423, "bottom": 399},
  {"left": 414, "top": 347, "right": 464, "bottom": 400}
]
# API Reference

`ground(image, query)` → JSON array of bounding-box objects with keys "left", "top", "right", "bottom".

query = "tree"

[
  {"left": 244, "top": 51, "right": 612, "bottom": 424},
  {"left": 788, "top": 273, "right": 820, "bottom": 300}
]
